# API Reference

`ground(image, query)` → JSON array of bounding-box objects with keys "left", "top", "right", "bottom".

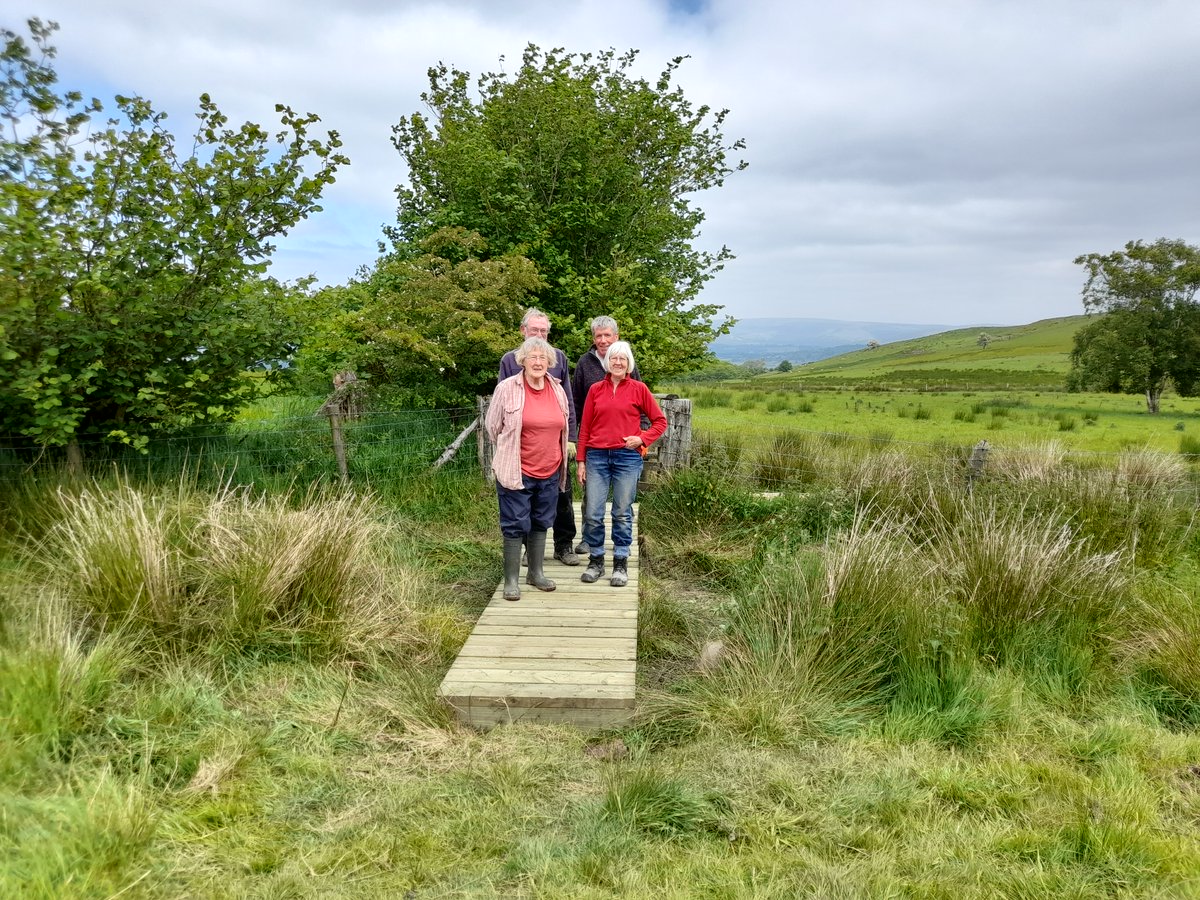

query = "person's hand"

[
  {"left": 576, "top": 461, "right": 586, "bottom": 485},
  {"left": 567, "top": 441, "right": 577, "bottom": 461},
  {"left": 623, "top": 435, "right": 644, "bottom": 450}
]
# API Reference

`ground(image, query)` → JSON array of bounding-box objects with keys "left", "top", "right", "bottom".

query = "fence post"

[
  {"left": 966, "top": 438, "right": 989, "bottom": 494},
  {"left": 327, "top": 410, "right": 349, "bottom": 484},
  {"left": 656, "top": 396, "right": 693, "bottom": 472},
  {"left": 476, "top": 395, "right": 494, "bottom": 481}
]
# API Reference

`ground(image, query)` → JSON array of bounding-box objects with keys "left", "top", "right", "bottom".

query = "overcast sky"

[{"left": 19, "top": 0, "right": 1200, "bottom": 326}]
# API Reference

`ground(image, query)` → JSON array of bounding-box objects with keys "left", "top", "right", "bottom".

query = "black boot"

[
  {"left": 503, "top": 535, "right": 523, "bottom": 601},
  {"left": 581, "top": 554, "right": 605, "bottom": 583},
  {"left": 610, "top": 558, "right": 628, "bottom": 587},
  {"left": 525, "top": 530, "right": 556, "bottom": 592}
]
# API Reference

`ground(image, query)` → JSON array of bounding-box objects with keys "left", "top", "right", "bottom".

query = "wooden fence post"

[
  {"left": 327, "top": 411, "right": 349, "bottom": 484},
  {"left": 966, "top": 438, "right": 989, "bottom": 494},
  {"left": 476, "top": 396, "right": 494, "bottom": 481},
  {"left": 656, "top": 396, "right": 692, "bottom": 472}
]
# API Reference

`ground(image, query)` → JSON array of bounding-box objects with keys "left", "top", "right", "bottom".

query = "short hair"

[
  {"left": 603, "top": 340, "right": 635, "bottom": 374},
  {"left": 515, "top": 336, "right": 554, "bottom": 366},
  {"left": 521, "top": 307, "right": 550, "bottom": 330},
  {"left": 590, "top": 315, "right": 618, "bottom": 335}
]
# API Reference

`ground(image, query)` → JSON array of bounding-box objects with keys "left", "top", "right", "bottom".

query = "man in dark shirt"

[{"left": 499, "top": 308, "right": 580, "bottom": 565}]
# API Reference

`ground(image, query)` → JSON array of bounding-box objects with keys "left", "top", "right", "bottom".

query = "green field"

[
  {"left": 666, "top": 315, "right": 1200, "bottom": 457},
  {"left": 5, "top": 325, "right": 1200, "bottom": 896},
  {"left": 772, "top": 315, "right": 1088, "bottom": 389}
]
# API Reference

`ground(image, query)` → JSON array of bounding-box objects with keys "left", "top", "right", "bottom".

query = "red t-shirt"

[{"left": 520, "top": 381, "right": 564, "bottom": 478}]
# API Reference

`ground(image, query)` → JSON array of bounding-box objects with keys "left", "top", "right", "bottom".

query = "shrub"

[
  {"left": 753, "top": 431, "right": 818, "bottom": 489},
  {"left": 932, "top": 501, "right": 1129, "bottom": 672},
  {"left": 32, "top": 478, "right": 428, "bottom": 662}
]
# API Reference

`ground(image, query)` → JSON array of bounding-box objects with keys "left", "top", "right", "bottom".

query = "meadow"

[{"left": 3, "top": 370, "right": 1200, "bottom": 896}]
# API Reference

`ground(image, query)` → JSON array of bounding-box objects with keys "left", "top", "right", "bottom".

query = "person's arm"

[
  {"left": 576, "top": 387, "right": 594, "bottom": 484},
  {"left": 558, "top": 349, "right": 578, "bottom": 442},
  {"left": 485, "top": 379, "right": 508, "bottom": 441}
]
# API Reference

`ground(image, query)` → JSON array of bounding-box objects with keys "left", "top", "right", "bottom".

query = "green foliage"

[
  {"left": 1069, "top": 238, "right": 1200, "bottom": 413},
  {"left": 390, "top": 44, "right": 746, "bottom": 380},
  {"left": 0, "top": 19, "right": 347, "bottom": 455},
  {"left": 32, "top": 479, "right": 433, "bottom": 662},
  {"left": 294, "top": 228, "right": 544, "bottom": 406},
  {"left": 753, "top": 430, "right": 818, "bottom": 488},
  {"left": 596, "top": 768, "right": 729, "bottom": 837}
]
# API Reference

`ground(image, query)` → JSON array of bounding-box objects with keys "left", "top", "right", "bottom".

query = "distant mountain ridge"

[{"left": 709, "top": 317, "right": 959, "bottom": 366}]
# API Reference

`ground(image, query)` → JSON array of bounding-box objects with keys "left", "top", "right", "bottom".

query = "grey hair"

[
  {"left": 603, "top": 340, "right": 635, "bottom": 374},
  {"left": 590, "top": 315, "right": 618, "bottom": 335},
  {"left": 521, "top": 307, "right": 550, "bottom": 329},
  {"left": 515, "top": 336, "right": 554, "bottom": 366}
]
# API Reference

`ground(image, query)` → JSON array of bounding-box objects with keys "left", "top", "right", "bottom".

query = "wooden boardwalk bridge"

[{"left": 438, "top": 503, "right": 638, "bottom": 728}]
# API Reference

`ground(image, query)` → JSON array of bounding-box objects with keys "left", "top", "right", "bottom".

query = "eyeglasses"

[{"left": 524, "top": 326, "right": 550, "bottom": 336}]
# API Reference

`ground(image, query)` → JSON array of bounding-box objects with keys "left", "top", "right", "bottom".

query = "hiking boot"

[
  {"left": 554, "top": 545, "right": 582, "bottom": 566},
  {"left": 525, "top": 530, "right": 556, "bottom": 592},
  {"left": 610, "top": 558, "right": 628, "bottom": 588},
  {"left": 580, "top": 555, "right": 605, "bottom": 583},
  {"left": 574, "top": 541, "right": 589, "bottom": 556}
]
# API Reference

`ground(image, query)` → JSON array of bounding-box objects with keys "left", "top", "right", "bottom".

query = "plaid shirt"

[{"left": 486, "top": 371, "right": 570, "bottom": 491}]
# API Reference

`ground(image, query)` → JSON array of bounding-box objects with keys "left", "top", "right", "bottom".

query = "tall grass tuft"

[
  {"left": 753, "top": 430, "right": 819, "bottom": 488},
  {"left": 44, "top": 483, "right": 188, "bottom": 637},
  {"left": 32, "top": 477, "right": 430, "bottom": 663},
  {"left": 596, "top": 767, "right": 729, "bottom": 837},
  {"left": 645, "top": 516, "right": 937, "bottom": 747},
  {"left": 932, "top": 501, "right": 1129, "bottom": 675},
  {"left": 1123, "top": 586, "right": 1200, "bottom": 727}
]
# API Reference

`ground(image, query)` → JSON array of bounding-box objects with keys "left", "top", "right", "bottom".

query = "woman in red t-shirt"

[{"left": 485, "top": 337, "right": 570, "bottom": 600}]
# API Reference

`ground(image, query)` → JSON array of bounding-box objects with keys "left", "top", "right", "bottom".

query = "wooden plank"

[
  {"left": 448, "top": 706, "right": 633, "bottom": 727},
  {"left": 444, "top": 668, "right": 634, "bottom": 685},
  {"left": 441, "top": 682, "right": 631, "bottom": 702},
  {"left": 454, "top": 644, "right": 634, "bottom": 661},
  {"left": 477, "top": 609, "right": 638, "bottom": 624},
  {"left": 461, "top": 633, "right": 630, "bottom": 649},
  {"left": 472, "top": 625, "right": 634, "bottom": 639},
  {"left": 438, "top": 501, "right": 640, "bottom": 728},
  {"left": 444, "top": 657, "right": 633, "bottom": 673}
]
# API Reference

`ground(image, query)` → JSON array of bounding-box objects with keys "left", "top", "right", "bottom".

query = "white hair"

[{"left": 602, "top": 340, "right": 635, "bottom": 374}]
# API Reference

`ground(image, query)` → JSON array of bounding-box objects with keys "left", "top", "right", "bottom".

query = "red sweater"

[{"left": 578, "top": 375, "right": 667, "bottom": 461}]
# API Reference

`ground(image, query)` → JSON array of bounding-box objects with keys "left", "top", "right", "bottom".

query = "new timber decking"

[{"left": 438, "top": 503, "right": 638, "bottom": 727}]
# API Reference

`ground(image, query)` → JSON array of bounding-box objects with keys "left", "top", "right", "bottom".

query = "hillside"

[
  {"left": 708, "top": 317, "right": 957, "bottom": 365},
  {"left": 763, "top": 315, "right": 1088, "bottom": 389}
]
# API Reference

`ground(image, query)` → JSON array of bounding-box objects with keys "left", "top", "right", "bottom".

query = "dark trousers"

[
  {"left": 553, "top": 475, "right": 577, "bottom": 551},
  {"left": 497, "top": 473, "right": 559, "bottom": 538}
]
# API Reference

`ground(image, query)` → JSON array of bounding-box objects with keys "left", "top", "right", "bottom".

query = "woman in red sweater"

[{"left": 576, "top": 341, "right": 667, "bottom": 587}]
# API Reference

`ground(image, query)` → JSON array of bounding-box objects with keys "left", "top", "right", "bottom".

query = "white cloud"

[{"left": 21, "top": 0, "right": 1200, "bottom": 325}]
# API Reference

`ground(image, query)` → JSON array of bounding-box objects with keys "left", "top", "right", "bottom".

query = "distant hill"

[
  {"left": 765, "top": 315, "right": 1089, "bottom": 389},
  {"left": 709, "top": 318, "right": 959, "bottom": 366}
]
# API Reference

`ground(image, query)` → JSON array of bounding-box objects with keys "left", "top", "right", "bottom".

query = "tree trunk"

[{"left": 1146, "top": 388, "right": 1162, "bottom": 414}]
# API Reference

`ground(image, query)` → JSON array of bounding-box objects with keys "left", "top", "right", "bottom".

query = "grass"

[{"left": 5, "top": 397, "right": 1200, "bottom": 896}]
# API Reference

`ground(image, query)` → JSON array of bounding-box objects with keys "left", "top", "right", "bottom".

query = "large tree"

[
  {"left": 0, "top": 19, "right": 347, "bottom": 461},
  {"left": 295, "top": 227, "right": 544, "bottom": 408},
  {"left": 1068, "top": 238, "right": 1200, "bottom": 413},
  {"left": 389, "top": 45, "right": 746, "bottom": 381}
]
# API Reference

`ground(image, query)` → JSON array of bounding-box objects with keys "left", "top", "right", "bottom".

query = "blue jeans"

[
  {"left": 497, "top": 474, "right": 559, "bottom": 538},
  {"left": 582, "top": 448, "right": 642, "bottom": 559}
]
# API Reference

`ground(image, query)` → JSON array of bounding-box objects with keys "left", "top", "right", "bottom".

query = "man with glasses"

[{"left": 498, "top": 308, "right": 581, "bottom": 565}]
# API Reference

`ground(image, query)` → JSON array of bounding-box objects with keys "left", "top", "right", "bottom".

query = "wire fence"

[
  {"left": 0, "top": 405, "right": 481, "bottom": 490},
  {"left": 2, "top": 399, "right": 1198, "bottom": 503}
]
